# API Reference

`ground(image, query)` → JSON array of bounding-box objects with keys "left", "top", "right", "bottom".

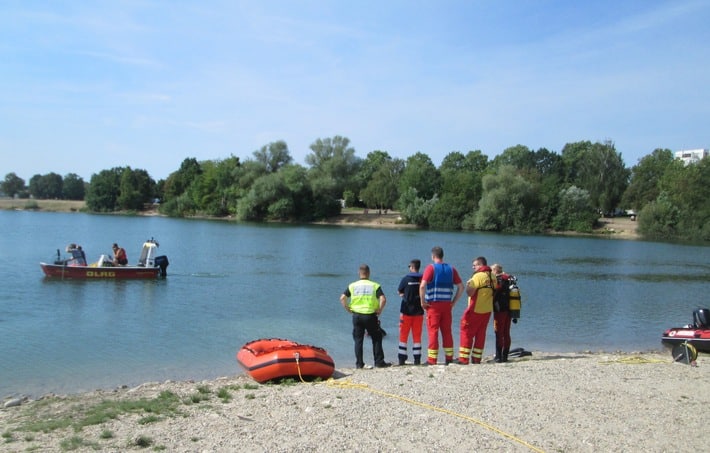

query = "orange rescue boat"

[{"left": 236, "top": 338, "right": 335, "bottom": 383}]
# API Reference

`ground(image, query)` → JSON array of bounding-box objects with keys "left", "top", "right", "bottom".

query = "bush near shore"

[{"left": 0, "top": 198, "right": 639, "bottom": 239}]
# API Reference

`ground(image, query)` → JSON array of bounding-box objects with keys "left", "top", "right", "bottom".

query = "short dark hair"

[
  {"left": 431, "top": 246, "right": 444, "bottom": 259},
  {"left": 410, "top": 259, "right": 421, "bottom": 271},
  {"left": 474, "top": 256, "right": 487, "bottom": 265},
  {"left": 359, "top": 264, "right": 370, "bottom": 277}
]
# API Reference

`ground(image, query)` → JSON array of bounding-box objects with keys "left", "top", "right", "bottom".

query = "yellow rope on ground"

[
  {"left": 325, "top": 378, "right": 545, "bottom": 453},
  {"left": 598, "top": 356, "right": 668, "bottom": 365}
]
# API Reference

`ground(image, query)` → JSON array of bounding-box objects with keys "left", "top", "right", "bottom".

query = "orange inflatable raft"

[{"left": 236, "top": 338, "right": 335, "bottom": 383}]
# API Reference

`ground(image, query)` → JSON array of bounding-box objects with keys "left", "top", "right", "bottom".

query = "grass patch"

[
  {"left": 16, "top": 390, "right": 183, "bottom": 435},
  {"left": 217, "top": 387, "right": 232, "bottom": 402},
  {"left": 59, "top": 435, "right": 98, "bottom": 450},
  {"left": 137, "top": 414, "right": 160, "bottom": 425},
  {"left": 133, "top": 435, "right": 153, "bottom": 448}
]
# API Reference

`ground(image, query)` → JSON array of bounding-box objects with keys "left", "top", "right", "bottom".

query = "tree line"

[{"left": 2, "top": 137, "right": 708, "bottom": 242}]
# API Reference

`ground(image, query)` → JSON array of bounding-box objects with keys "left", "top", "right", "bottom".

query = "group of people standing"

[{"left": 340, "top": 246, "right": 518, "bottom": 368}]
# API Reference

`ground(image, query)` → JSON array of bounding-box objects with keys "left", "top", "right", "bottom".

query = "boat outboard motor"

[
  {"left": 693, "top": 308, "right": 710, "bottom": 329},
  {"left": 154, "top": 255, "right": 169, "bottom": 277}
]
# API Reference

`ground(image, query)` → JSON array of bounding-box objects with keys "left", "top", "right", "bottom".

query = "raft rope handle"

[
  {"left": 325, "top": 378, "right": 545, "bottom": 453},
  {"left": 294, "top": 352, "right": 306, "bottom": 383}
]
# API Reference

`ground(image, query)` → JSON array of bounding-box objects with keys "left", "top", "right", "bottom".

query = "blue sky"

[{"left": 2, "top": 1, "right": 709, "bottom": 182}]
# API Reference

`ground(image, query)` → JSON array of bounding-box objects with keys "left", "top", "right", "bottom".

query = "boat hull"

[
  {"left": 237, "top": 338, "right": 335, "bottom": 383},
  {"left": 661, "top": 327, "right": 710, "bottom": 353},
  {"left": 40, "top": 263, "right": 161, "bottom": 280}
]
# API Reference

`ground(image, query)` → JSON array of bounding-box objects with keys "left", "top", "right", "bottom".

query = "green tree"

[
  {"left": 491, "top": 145, "right": 535, "bottom": 170},
  {"left": 117, "top": 167, "right": 155, "bottom": 211},
  {"left": 621, "top": 148, "right": 675, "bottom": 211},
  {"left": 658, "top": 157, "right": 710, "bottom": 240},
  {"left": 552, "top": 186, "right": 597, "bottom": 232},
  {"left": 305, "top": 136, "right": 360, "bottom": 200},
  {"left": 163, "top": 158, "right": 203, "bottom": 201},
  {"left": 1, "top": 173, "right": 25, "bottom": 198},
  {"left": 62, "top": 173, "right": 85, "bottom": 200},
  {"left": 429, "top": 150, "right": 488, "bottom": 230},
  {"left": 398, "top": 187, "right": 437, "bottom": 227},
  {"left": 253, "top": 140, "right": 292, "bottom": 173},
  {"left": 28, "top": 172, "right": 63, "bottom": 199},
  {"left": 186, "top": 156, "right": 241, "bottom": 216},
  {"left": 85, "top": 168, "right": 123, "bottom": 211},
  {"left": 398, "top": 152, "right": 440, "bottom": 200},
  {"left": 562, "top": 140, "right": 629, "bottom": 214},
  {"left": 637, "top": 192, "right": 680, "bottom": 239},
  {"left": 472, "top": 165, "right": 545, "bottom": 233},
  {"left": 360, "top": 158, "right": 403, "bottom": 210},
  {"left": 353, "top": 150, "right": 393, "bottom": 204}
]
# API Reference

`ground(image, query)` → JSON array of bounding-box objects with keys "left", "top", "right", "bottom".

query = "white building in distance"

[{"left": 675, "top": 148, "right": 708, "bottom": 165}]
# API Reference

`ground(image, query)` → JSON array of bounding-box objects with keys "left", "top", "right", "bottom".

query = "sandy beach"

[{"left": 2, "top": 351, "right": 707, "bottom": 452}]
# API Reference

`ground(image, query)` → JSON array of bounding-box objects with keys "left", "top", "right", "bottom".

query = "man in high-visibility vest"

[
  {"left": 419, "top": 246, "right": 464, "bottom": 365},
  {"left": 340, "top": 264, "right": 391, "bottom": 369}
]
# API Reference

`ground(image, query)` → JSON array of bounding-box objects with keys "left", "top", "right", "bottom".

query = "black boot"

[
  {"left": 502, "top": 348, "right": 509, "bottom": 363},
  {"left": 398, "top": 354, "right": 407, "bottom": 366},
  {"left": 413, "top": 355, "right": 421, "bottom": 365},
  {"left": 494, "top": 347, "right": 503, "bottom": 363}
]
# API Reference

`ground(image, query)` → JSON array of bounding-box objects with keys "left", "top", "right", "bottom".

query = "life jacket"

[
  {"left": 425, "top": 263, "right": 454, "bottom": 302},
  {"left": 348, "top": 280, "right": 380, "bottom": 314},
  {"left": 469, "top": 267, "right": 495, "bottom": 314}
]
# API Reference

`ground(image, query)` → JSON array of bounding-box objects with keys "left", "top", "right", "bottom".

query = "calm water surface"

[{"left": 1, "top": 211, "right": 708, "bottom": 397}]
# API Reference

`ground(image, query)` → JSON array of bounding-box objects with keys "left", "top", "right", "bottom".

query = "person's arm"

[
  {"left": 419, "top": 279, "right": 429, "bottom": 309},
  {"left": 340, "top": 293, "right": 351, "bottom": 313},
  {"left": 466, "top": 279, "right": 477, "bottom": 298},
  {"left": 376, "top": 293, "right": 386, "bottom": 316}
]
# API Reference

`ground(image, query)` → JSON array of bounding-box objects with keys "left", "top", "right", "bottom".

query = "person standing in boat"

[
  {"left": 340, "top": 264, "right": 391, "bottom": 369},
  {"left": 112, "top": 243, "right": 128, "bottom": 266},
  {"left": 397, "top": 259, "right": 424, "bottom": 365},
  {"left": 419, "top": 246, "right": 464, "bottom": 365},
  {"left": 491, "top": 263, "right": 513, "bottom": 363}
]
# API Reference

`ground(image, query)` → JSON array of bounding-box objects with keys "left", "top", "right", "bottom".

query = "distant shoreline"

[{"left": 0, "top": 198, "right": 640, "bottom": 239}]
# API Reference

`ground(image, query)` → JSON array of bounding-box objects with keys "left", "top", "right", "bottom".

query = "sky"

[{"left": 1, "top": 0, "right": 709, "bottom": 182}]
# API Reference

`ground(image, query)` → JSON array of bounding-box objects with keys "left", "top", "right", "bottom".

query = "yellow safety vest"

[{"left": 348, "top": 279, "right": 380, "bottom": 314}]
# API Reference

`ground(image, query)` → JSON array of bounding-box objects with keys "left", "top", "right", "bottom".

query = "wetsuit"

[{"left": 493, "top": 273, "right": 512, "bottom": 362}]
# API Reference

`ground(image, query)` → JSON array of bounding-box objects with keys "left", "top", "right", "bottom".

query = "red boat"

[
  {"left": 661, "top": 308, "right": 710, "bottom": 353},
  {"left": 237, "top": 338, "right": 335, "bottom": 383},
  {"left": 40, "top": 239, "right": 169, "bottom": 280}
]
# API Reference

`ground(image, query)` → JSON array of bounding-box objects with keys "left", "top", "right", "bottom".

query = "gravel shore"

[{"left": 1, "top": 351, "right": 707, "bottom": 452}]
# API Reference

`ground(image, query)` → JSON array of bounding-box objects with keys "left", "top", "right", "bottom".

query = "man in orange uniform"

[
  {"left": 397, "top": 259, "right": 424, "bottom": 365},
  {"left": 458, "top": 256, "right": 497, "bottom": 364},
  {"left": 419, "top": 246, "right": 464, "bottom": 365}
]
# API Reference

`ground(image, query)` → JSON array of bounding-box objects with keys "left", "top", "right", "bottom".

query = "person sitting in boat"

[
  {"left": 112, "top": 243, "right": 128, "bottom": 266},
  {"left": 65, "top": 243, "right": 87, "bottom": 266}
]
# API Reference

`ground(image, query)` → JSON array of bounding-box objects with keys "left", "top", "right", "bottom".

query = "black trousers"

[{"left": 352, "top": 312, "right": 385, "bottom": 368}]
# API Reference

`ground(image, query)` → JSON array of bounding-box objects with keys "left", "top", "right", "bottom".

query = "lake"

[{"left": 1, "top": 210, "right": 708, "bottom": 398}]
